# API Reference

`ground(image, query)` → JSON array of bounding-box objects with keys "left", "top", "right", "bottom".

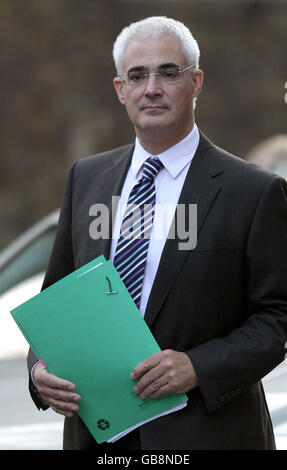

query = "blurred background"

[{"left": 0, "top": 0, "right": 287, "bottom": 450}]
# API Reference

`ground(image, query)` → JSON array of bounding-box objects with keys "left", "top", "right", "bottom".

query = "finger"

[
  {"left": 44, "top": 393, "right": 81, "bottom": 416},
  {"left": 130, "top": 352, "right": 162, "bottom": 379},
  {"left": 35, "top": 367, "right": 81, "bottom": 403},
  {"left": 133, "top": 364, "right": 164, "bottom": 395},
  {"left": 50, "top": 402, "right": 79, "bottom": 418},
  {"left": 39, "top": 386, "right": 82, "bottom": 404},
  {"left": 149, "top": 384, "right": 172, "bottom": 399},
  {"left": 138, "top": 376, "right": 169, "bottom": 399},
  {"left": 37, "top": 368, "right": 76, "bottom": 392},
  {"left": 36, "top": 371, "right": 81, "bottom": 405},
  {"left": 50, "top": 400, "right": 80, "bottom": 413}
]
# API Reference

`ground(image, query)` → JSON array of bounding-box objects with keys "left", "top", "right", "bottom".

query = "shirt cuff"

[{"left": 30, "top": 360, "right": 40, "bottom": 386}]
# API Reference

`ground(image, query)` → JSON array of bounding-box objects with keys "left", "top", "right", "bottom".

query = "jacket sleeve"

[
  {"left": 186, "top": 175, "right": 287, "bottom": 413},
  {"left": 27, "top": 162, "right": 77, "bottom": 410}
]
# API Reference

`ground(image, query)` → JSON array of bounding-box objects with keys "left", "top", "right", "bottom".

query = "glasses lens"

[
  {"left": 159, "top": 67, "right": 182, "bottom": 83},
  {"left": 126, "top": 70, "right": 147, "bottom": 86},
  {"left": 123, "top": 67, "right": 183, "bottom": 86}
]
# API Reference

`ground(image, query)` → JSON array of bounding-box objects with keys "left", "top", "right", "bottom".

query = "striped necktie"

[{"left": 113, "top": 157, "right": 163, "bottom": 308}]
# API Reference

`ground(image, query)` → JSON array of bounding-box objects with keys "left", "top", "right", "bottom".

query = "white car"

[{"left": 0, "top": 210, "right": 59, "bottom": 359}]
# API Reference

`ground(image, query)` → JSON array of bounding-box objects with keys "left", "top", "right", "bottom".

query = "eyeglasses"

[{"left": 120, "top": 64, "right": 195, "bottom": 87}]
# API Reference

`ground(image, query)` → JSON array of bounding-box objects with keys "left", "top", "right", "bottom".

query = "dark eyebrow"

[
  {"left": 127, "top": 63, "right": 180, "bottom": 73},
  {"left": 158, "top": 63, "right": 180, "bottom": 69},
  {"left": 127, "top": 66, "right": 146, "bottom": 73}
]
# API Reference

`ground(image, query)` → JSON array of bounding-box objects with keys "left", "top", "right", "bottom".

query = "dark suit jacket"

[{"left": 28, "top": 133, "right": 287, "bottom": 450}]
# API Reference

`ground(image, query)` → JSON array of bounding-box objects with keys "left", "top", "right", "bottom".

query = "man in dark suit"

[{"left": 27, "top": 16, "right": 287, "bottom": 450}]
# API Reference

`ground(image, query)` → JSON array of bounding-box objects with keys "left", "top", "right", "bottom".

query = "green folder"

[{"left": 10, "top": 256, "right": 187, "bottom": 443}]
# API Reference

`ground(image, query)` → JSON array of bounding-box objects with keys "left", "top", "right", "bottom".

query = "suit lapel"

[
  {"left": 90, "top": 144, "right": 134, "bottom": 261},
  {"left": 144, "top": 133, "right": 224, "bottom": 328}
]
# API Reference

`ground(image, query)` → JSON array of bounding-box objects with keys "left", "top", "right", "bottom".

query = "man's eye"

[
  {"left": 161, "top": 69, "right": 179, "bottom": 80},
  {"left": 128, "top": 72, "right": 146, "bottom": 82}
]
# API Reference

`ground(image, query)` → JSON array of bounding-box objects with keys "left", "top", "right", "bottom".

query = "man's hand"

[
  {"left": 130, "top": 349, "right": 199, "bottom": 399},
  {"left": 33, "top": 362, "right": 82, "bottom": 418}
]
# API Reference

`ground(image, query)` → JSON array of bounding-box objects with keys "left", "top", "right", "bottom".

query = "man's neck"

[{"left": 136, "top": 124, "right": 195, "bottom": 155}]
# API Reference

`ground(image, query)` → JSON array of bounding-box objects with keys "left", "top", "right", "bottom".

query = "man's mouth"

[{"left": 140, "top": 104, "right": 168, "bottom": 111}]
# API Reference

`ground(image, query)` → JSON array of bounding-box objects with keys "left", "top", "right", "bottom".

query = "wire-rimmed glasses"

[{"left": 120, "top": 64, "right": 195, "bottom": 87}]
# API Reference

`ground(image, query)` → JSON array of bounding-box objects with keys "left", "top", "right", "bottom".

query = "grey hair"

[{"left": 112, "top": 16, "right": 200, "bottom": 75}]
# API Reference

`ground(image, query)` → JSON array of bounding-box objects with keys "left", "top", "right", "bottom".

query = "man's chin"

[{"left": 137, "top": 116, "right": 172, "bottom": 131}]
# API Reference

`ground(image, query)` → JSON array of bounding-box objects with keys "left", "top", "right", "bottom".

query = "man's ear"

[
  {"left": 113, "top": 77, "right": 125, "bottom": 105},
  {"left": 192, "top": 69, "right": 204, "bottom": 98}
]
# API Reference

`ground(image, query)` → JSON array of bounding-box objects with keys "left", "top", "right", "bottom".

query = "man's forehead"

[{"left": 122, "top": 34, "right": 186, "bottom": 70}]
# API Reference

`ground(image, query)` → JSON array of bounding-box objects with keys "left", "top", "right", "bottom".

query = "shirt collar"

[{"left": 132, "top": 123, "right": 200, "bottom": 180}]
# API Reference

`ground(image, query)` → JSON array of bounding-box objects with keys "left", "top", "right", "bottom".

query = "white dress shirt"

[{"left": 110, "top": 123, "right": 200, "bottom": 317}]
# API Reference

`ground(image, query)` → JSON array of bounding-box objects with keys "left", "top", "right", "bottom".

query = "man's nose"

[{"left": 144, "top": 73, "right": 163, "bottom": 96}]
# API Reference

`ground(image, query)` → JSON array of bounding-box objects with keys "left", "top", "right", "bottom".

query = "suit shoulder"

[{"left": 73, "top": 143, "right": 134, "bottom": 172}]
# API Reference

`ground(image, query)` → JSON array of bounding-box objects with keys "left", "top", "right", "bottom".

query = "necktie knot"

[{"left": 141, "top": 157, "right": 163, "bottom": 182}]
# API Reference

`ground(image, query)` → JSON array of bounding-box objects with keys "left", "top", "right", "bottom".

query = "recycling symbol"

[{"left": 97, "top": 419, "right": 110, "bottom": 430}]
